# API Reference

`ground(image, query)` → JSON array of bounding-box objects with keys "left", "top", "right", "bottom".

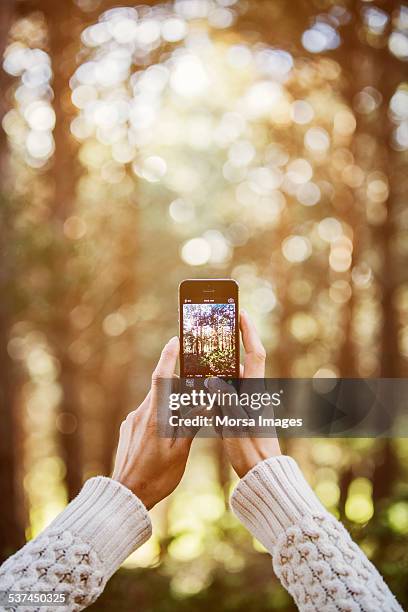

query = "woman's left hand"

[{"left": 112, "top": 337, "right": 193, "bottom": 509}]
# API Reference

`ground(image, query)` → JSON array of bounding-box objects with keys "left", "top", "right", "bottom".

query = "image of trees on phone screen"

[{"left": 183, "top": 303, "right": 236, "bottom": 376}]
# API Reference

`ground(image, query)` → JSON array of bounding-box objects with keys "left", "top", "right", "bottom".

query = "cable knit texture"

[
  {"left": 0, "top": 477, "right": 152, "bottom": 612},
  {"left": 230, "top": 455, "right": 402, "bottom": 612},
  {"left": 0, "top": 461, "right": 403, "bottom": 612}
]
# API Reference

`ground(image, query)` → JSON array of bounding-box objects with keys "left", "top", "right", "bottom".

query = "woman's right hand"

[{"left": 207, "top": 310, "right": 281, "bottom": 478}]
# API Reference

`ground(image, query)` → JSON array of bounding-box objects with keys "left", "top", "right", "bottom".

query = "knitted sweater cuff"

[
  {"left": 230, "top": 456, "right": 327, "bottom": 553},
  {"left": 48, "top": 477, "right": 152, "bottom": 578}
]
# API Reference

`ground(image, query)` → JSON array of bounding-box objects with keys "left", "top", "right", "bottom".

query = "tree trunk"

[
  {"left": 45, "top": 0, "right": 84, "bottom": 499},
  {"left": 0, "top": 0, "right": 26, "bottom": 561},
  {"left": 0, "top": 303, "right": 25, "bottom": 561}
]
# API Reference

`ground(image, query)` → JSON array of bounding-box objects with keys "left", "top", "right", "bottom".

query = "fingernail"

[{"left": 206, "top": 377, "right": 218, "bottom": 391}]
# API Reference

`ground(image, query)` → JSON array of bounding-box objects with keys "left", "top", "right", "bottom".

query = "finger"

[
  {"left": 125, "top": 409, "right": 138, "bottom": 423},
  {"left": 239, "top": 364, "right": 244, "bottom": 377},
  {"left": 240, "top": 310, "right": 266, "bottom": 379},
  {"left": 171, "top": 379, "right": 219, "bottom": 440},
  {"left": 206, "top": 376, "right": 249, "bottom": 436},
  {"left": 174, "top": 403, "right": 210, "bottom": 440},
  {"left": 151, "top": 338, "right": 179, "bottom": 437},
  {"left": 206, "top": 376, "right": 238, "bottom": 401},
  {"left": 152, "top": 336, "right": 180, "bottom": 380}
]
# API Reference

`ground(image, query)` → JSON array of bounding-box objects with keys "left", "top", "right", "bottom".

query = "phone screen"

[{"left": 179, "top": 279, "right": 239, "bottom": 378}]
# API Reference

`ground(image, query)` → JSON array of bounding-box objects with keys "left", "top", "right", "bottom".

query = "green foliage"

[{"left": 199, "top": 349, "right": 235, "bottom": 375}]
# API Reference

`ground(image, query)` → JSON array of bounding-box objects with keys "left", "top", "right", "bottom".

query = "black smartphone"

[{"left": 179, "top": 279, "right": 239, "bottom": 378}]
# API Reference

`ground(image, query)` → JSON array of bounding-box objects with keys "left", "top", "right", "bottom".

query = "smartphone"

[{"left": 179, "top": 279, "right": 239, "bottom": 378}]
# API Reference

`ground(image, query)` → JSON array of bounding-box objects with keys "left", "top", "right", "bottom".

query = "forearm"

[
  {"left": 0, "top": 477, "right": 152, "bottom": 612},
  {"left": 230, "top": 456, "right": 402, "bottom": 612}
]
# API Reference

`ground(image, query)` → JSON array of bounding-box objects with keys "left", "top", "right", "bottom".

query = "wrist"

[
  {"left": 233, "top": 440, "right": 282, "bottom": 477},
  {"left": 112, "top": 474, "right": 159, "bottom": 510}
]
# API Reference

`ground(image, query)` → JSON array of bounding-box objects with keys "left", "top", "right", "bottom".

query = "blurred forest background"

[{"left": 0, "top": 0, "right": 408, "bottom": 610}]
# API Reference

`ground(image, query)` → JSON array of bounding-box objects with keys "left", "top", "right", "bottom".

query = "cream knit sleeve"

[
  {"left": 230, "top": 456, "right": 402, "bottom": 612},
  {"left": 0, "top": 477, "right": 152, "bottom": 612}
]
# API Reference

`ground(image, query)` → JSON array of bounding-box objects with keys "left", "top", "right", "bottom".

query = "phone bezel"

[{"left": 179, "top": 279, "right": 240, "bottom": 378}]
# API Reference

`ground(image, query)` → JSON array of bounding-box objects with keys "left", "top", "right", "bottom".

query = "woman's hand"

[
  {"left": 112, "top": 337, "right": 193, "bottom": 509},
  {"left": 208, "top": 310, "right": 281, "bottom": 478}
]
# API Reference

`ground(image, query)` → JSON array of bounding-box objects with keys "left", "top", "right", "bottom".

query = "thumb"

[{"left": 152, "top": 337, "right": 179, "bottom": 381}]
